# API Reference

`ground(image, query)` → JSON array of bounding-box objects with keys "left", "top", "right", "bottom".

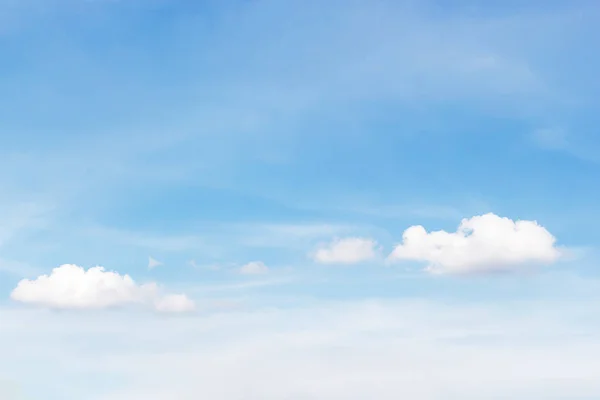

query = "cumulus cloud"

[
  {"left": 239, "top": 261, "right": 269, "bottom": 275},
  {"left": 312, "top": 237, "right": 377, "bottom": 264},
  {"left": 388, "top": 213, "right": 561, "bottom": 274},
  {"left": 10, "top": 264, "right": 195, "bottom": 313}
]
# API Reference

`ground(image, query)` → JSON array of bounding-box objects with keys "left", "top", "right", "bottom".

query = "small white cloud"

[
  {"left": 239, "top": 261, "right": 269, "bottom": 275},
  {"left": 148, "top": 256, "right": 162, "bottom": 269},
  {"left": 312, "top": 237, "right": 377, "bottom": 264},
  {"left": 387, "top": 213, "right": 561, "bottom": 274},
  {"left": 10, "top": 264, "right": 195, "bottom": 313}
]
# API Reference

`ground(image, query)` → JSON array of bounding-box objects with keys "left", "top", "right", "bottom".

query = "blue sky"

[{"left": 2, "top": 0, "right": 600, "bottom": 399}]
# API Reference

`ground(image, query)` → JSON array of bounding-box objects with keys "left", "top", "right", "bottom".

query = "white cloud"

[
  {"left": 148, "top": 256, "right": 162, "bottom": 269},
  {"left": 312, "top": 237, "right": 377, "bottom": 264},
  {"left": 10, "top": 264, "right": 195, "bottom": 313},
  {"left": 2, "top": 297, "right": 600, "bottom": 399},
  {"left": 388, "top": 213, "right": 561, "bottom": 274},
  {"left": 239, "top": 261, "right": 269, "bottom": 275}
]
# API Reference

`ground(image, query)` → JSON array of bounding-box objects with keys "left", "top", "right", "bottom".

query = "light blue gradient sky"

[{"left": 1, "top": 0, "right": 600, "bottom": 398}]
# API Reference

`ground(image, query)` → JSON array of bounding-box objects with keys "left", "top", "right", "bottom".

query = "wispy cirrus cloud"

[
  {"left": 0, "top": 0, "right": 595, "bottom": 259},
  {"left": 531, "top": 127, "right": 600, "bottom": 163},
  {"left": 0, "top": 259, "right": 42, "bottom": 279},
  {"left": 0, "top": 200, "right": 54, "bottom": 278},
  {"left": 80, "top": 222, "right": 355, "bottom": 254}
]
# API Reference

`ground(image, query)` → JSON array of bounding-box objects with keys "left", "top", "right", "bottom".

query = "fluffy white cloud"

[
  {"left": 10, "top": 264, "right": 195, "bottom": 313},
  {"left": 312, "top": 237, "right": 377, "bottom": 264},
  {"left": 388, "top": 213, "right": 561, "bottom": 274},
  {"left": 239, "top": 261, "right": 269, "bottom": 275}
]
